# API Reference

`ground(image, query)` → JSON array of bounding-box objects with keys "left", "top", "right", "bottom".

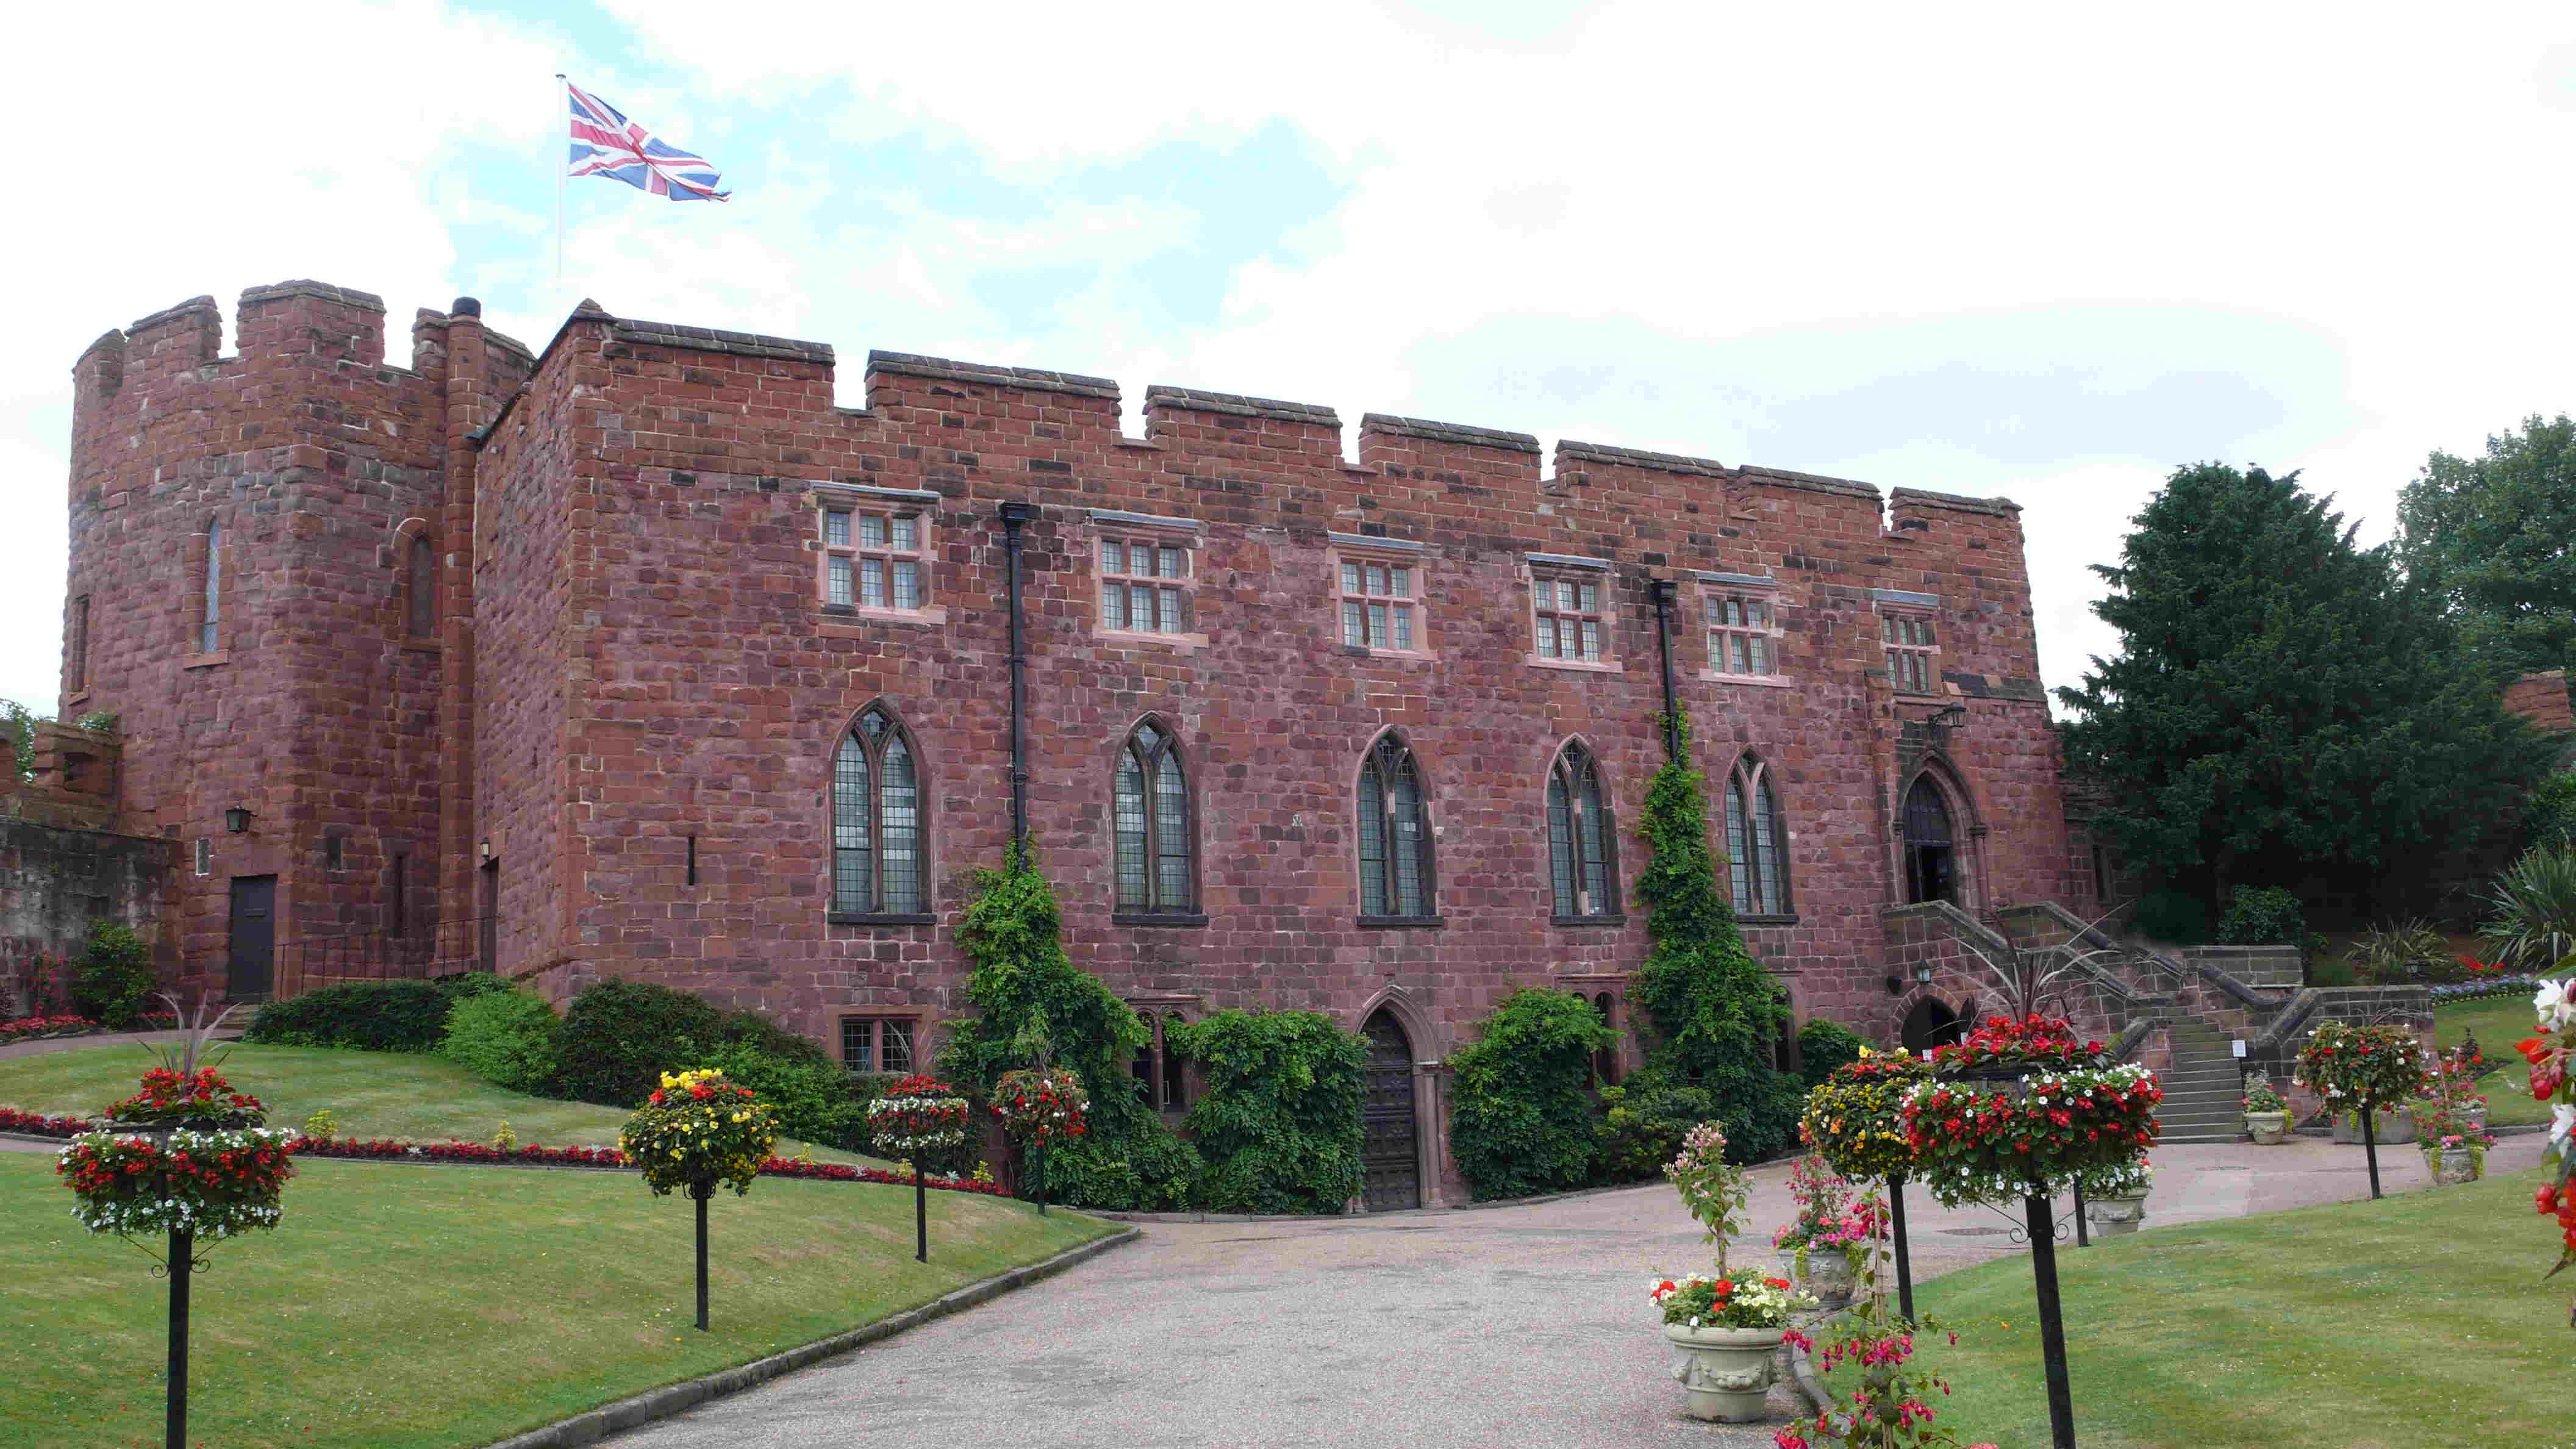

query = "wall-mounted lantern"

[{"left": 222, "top": 807, "right": 254, "bottom": 835}]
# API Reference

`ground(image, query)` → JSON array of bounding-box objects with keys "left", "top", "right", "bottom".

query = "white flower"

[
  {"left": 2536, "top": 981, "right": 2576, "bottom": 1031},
  {"left": 2553, "top": 1104, "right": 2576, "bottom": 1151}
]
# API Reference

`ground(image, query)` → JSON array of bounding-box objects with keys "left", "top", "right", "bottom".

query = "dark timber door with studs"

[
  {"left": 1361, "top": 1011, "right": 1420, "bottom": 1211},
  {"left": 226, "top": 876, "right": 276, "bottom": 1001}
]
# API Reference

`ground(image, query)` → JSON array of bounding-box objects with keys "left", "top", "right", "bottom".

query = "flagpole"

[{"left": 553, "top": 73, "right": 567, "bottom": 285}]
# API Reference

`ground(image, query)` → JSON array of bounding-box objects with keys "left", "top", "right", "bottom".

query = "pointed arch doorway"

[{"left": 1360, "top": 1009, "right": 1422, "bottom": 1211}]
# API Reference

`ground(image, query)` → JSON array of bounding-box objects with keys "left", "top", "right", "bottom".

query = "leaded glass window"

[
  {"left": 832, "top": 705, "right": 926, "bottom": 917},
  {"left": 1358, "top": 735, "right": 1435, "bottom": 919}
]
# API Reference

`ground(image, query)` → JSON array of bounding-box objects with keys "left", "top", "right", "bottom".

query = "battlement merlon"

[
  {"left": 71, "top": 281, "right": 533, "bottom": 426},
  {"left": 462, "top": 295, "right": 2022, "bottom": 528}
]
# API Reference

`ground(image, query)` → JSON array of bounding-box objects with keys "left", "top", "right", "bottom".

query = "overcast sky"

[{"left": 7, "top": 1, "right": 2574, "bottom": 718}]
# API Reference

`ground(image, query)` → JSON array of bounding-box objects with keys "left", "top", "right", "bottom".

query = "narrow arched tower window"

[
  {"left": 200, "top": 520, "right": 223, "bottom": 653},
  {"left": 831, "top": 706, "right": 926, "bottom": 918},
  {"left": 1724, "top": 754, "right": 1791, "bottom": 917},
  {"left": 1545, "top": 742, "right": 1618, "bottom": 919},
  {"left": 407, "top": 537, "right": 436, "bottom": 638},
  {"left": 1357, "top": 735, "right": 1436, "bottom": 920},
  {"left": 1114, "top": 721, "right": 1195, "bottom": 914}
]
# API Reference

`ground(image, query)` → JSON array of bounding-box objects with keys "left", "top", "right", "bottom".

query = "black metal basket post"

[
  {"left": 1885, "top": 1172, "right": 1915, "bottom": 1323},
  {"left": 2021, "top": 1186, "right": 2077, "bottom": 1449},
  {"left": 163, "top": 1228, "right": 192, "bottom": 1449},
  {"left": 2361, "top": 1109, "right": 2382, "bottom": 1200},
  {"left": 692, "top": 1182, "right": 712, "bottom": 1331}
]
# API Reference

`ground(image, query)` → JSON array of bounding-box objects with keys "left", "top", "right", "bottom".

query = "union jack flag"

[{"left": 565, "top": 80, "right": 730, "bottom": 202}]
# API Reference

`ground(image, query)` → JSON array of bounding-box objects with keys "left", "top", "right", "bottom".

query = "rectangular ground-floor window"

[{"left": 841, "top": 1016, "right": 917, "bottom": 1075}]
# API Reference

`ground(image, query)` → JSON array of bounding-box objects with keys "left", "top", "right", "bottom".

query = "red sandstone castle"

[{"left": 54, "top": 280, "right": 2103, "bottom": 1206}]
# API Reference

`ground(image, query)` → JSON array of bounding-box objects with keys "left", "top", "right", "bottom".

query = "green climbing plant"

[
  {"left": 1626, "top": 707, "right": 1802, "bottom": 1162},
  {"left": 937, "top": 843, "right": 1199, "bottom": 1209}
]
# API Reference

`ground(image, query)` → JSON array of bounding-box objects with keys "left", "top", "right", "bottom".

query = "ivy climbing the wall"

[
  {"left": 1623, "top": 707, "right": 1803, "bottom": 1164},
  {"left": 938, "top": 843, "right": 1200, "bottom": 1211}
]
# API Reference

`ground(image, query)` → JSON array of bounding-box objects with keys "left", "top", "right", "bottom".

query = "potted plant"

[
  {"left": 2241, "top": 1071, "right": 2291, "bottom": 1145},
  {"left": 1902, "top": 1014, "right": 2159, "bottom": 1449},
  {"left": 2416, "top": 1060, "right": 2494, "bottom": 1186},
  {"left": 868, "top": 1073, "right": 972, "bottom": 1262},
  {"left": 1771, "top": 1156, "right": 1875, "bottom": 1310},
  {"left": 54, "top": 997, "right": 286, "bottom": 1449},
  {"left": 2294, "top": 1020, "right": 2431, "bottom": 1197},
  {"left": 1655, "top": 1120, "right": 1813, "bottom": 1422},
  {"left": 619, "top": 1067, "right": 781, "bottom": 1331},
  {"left": 1800, "top": 1048, "right": 1927, "bottom": 1320},
  {"left": 992, "top": 1065, "right": 1088, "bottom": 1215},
  {"left": 2078, "top": 1157, "right": 2154, "bottom": 1236}
]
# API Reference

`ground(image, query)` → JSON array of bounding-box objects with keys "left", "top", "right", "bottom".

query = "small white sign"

[{"left": 2231, "top": 1039, "right": 2248, "bottom": 1058}]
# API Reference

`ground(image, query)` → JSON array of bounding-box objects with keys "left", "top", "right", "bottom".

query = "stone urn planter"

[
  {"left": 2244, "top": 1111, "right": 2290, "bottom": 1145},
  {"left": 2330, "top": 1108, "right": 2416, "bottom": 1145},
  {"left": 1665, "top": 1323, "right": 1783, "bottom": 1422},
  {"left": 2084, "top": 1190, "right": 2150, "bottom": 1237},
  {"left": 2428, "top": 1147, "right": 2483, "bottom": 1186},
  {"left": 1775, "top": 1248, "right": 1854, "bottom": 1311}
]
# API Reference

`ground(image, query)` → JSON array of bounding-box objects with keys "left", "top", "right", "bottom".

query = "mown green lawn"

[
  {"left": 2433, "top": 996, "right": 2550, "bottom": 1127},
  {"left": 1901, "top": 1167, "right": 2561, "bottom": 1448},
  {"left": 0, "top": 1154, "right": 1113, "bottom": 1449},
  {"left": 0, "top": 1043, "right": 885, "bottom": 1164}
]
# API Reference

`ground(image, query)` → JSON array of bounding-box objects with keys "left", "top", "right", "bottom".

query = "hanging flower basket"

[
  {"left": 57, "top": 1068, "right": 293, "bottom": 1244},
  {"left": 618, "top": 1068, "right": 780, "bottom": 1198},
  {"left": 1900, "top": 1015, "right": 2161, "bottom": 1207},
  {"left": 2292, "top": 1021, "right": 2430, "bottom": 1117},
  {"left": 868, "top": 1073, "right": 972, "bottom": 1159},
  {"left": 1800, "top": 1051, "right": 1927, "bottom": 1181},
  {"left": 992, "top": 1067, "right": 1089, "bottom": 1143}
]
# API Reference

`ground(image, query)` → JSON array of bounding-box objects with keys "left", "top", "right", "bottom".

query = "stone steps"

[{"left": 2152, "top": 1020, "right": 2247, "bottom": 1143}]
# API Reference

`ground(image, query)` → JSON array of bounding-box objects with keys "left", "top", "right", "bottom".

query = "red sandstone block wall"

[{"left": 453, "top": 311, "right": 2075, "bottom": 1059}]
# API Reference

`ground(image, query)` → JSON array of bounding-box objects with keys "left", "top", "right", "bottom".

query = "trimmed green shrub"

[
  {"left": 1593, "top": 1076, "right": 1722, "bottom": 1183},
  {"left": 693, "top": 1039, "right": 862, "bottom": 1150},
  {"left": 1040, "top": 1122, "right": 1204, "bottom": 1211},
  {"left": 2130, "top": 887, "right": 2210, "bottom": 945},
  {"left": 1448, "top": 989, "right": 1614, "bottom": 1201},
  {"left": 436, "top": 987, "right": 561, "bottom": 1093},
  {"left": 551, "top": 978, "right": 833, "bottom": 1110},
  {"left": 1171, "top": 1009, "right": 1367, "bottom": 1214},
  {"left": 713, "top": 1007, "right": 837, "bottom": 1074},
  {"left": 70, "top": 921, "right": 155, "bottom": 1028},
  {"left": 437, "top": 971, "right": 513, "bottom": 1004},
  {"left": 244, "top": 979, "right": 455, "bottom": 1052},
  {"left": 939, "top": 845, "right": 1195, "bottom": 1210},
  {"left": 553, "top": 979, "right": 725, "bottom": 1107},
  {"left": 1629, "top": 709, "right": 1801, "bottom": 1163},
  {"left": 1795, "top": 1018, "right": 1869, "bottom": 1088},
  {"left": 2216, "top": 885, "right": 2306, "bottom": 946}
]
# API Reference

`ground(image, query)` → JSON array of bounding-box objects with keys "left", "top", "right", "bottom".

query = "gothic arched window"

[
  {"left": 1358, "top": 734, "right": 1436, "bottom": 920},
  {"left": 1114, "top": 721, "right": 1195, "bottom": 915},
  {"left": 1724, "top": 753, "right": 1791, "bottom": 917},
  {"left": 831, "top": 705, "right": 926, "bottom": 918},
  {"left": 1545, "top": 742, "right": 1618, "bottom": 919}
]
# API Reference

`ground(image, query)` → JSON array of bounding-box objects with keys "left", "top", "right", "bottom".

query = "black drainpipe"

[
  {"left": 998, "top": 501, "right": 1039, "bottom": 857},
  {"left": 1650, "top": 577, "right": 1681, "bottom": 764}
]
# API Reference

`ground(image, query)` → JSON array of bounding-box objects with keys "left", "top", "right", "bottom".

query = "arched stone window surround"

[
  {"left": 1720, "top": 749, "right": 1794, "bottom": 921},
  {"left": 828, "top": 699, "right": 934, "bottom": 925},
  {"left": 1353, "top": 728, "right": 1440, "bottom": 926},
  {"left": 1894, "top": 754, "right": 1985, "bottom": 912},
  {"left": 1110, "top": 713, "right": 1201, "bottom": 921},
  {"left": 392, "top": 516, "right": 440, "bottom": 645},
  {"left": 1544, "top": 735, "right": 1622, "bottom": 923}
]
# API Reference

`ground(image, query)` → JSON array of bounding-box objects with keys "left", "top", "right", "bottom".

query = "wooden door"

[
  {"left": 226, "top": 876, "right": 276, "bottom": 1001},
  {"left": 1360, "top": 1011, "right": 1420, "bottom": 1211}
]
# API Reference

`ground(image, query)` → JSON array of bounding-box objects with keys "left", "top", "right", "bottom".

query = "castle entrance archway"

[{"left": 1360, "top": 1010, "right": 1421, "bottom": 1211}]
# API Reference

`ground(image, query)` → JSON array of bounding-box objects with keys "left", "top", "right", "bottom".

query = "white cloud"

[{"left": 5, "top": 0, "right": 2574, "bottom": 722}]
